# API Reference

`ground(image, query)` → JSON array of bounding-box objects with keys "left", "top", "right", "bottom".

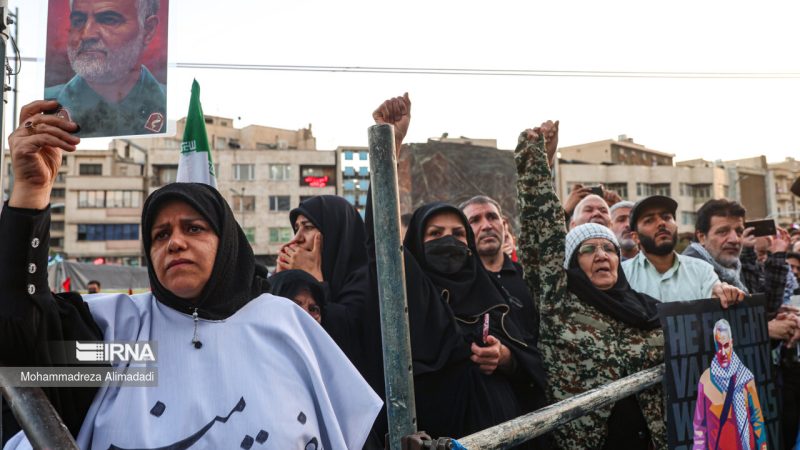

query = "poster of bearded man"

[
  {"left": 44, "top": 0, "right": 169, "bottom": 138},
  {"left": 658, "top": 294, "right": 780, "bottom": 450},
  {"left": 693, "top": 319, "right": 767, "bottom": 450}
]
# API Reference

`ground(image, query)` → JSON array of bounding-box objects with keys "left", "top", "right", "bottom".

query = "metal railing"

[{"left": 458, "top": 364, "right": 665, "bottom": 449}]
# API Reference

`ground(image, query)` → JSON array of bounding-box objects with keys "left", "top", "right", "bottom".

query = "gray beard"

[{"left": 68, "top": 34, "right": 145, "bottom": 84}]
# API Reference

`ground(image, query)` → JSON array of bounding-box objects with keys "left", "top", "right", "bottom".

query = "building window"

[
  {"left": 604, "top": 183, "right": 627, "bottom": 199},
  {"left": 256, "top": 142, "right": 274, "bottom": 150},
  {"left": 244, "top": 227, "right": 256, "bottom": 243},
  {"left": 79, "top": 190, "right": 105, "bottom": 208},
  {"left": 269, "top": 195, "right": 291, "bottom": 211},
  {"left": 233, "top": 164, "right": 255, "bottom": 181},
  {"left": 55, "top": 172, "right": 66, "bottom": 183},
  {"left": 358, "top": 167, "right": 369, "bottom": 177},
  {"left": 269, "top": 164, "right": 291, "bottom": 181},
  {"left": 51, "top": 205, "right": 65, "bottom": 214},
  {"left": 51, "top": 188, "right": 66, "bottom": 198},
  {"left": 344, "top": 151, "right": 354, "bottom": 160},
  {"left": 359, "top": 151, "right": 368, "bottom": 161},
  {"left": 636, "top": 183, "right": 671, "bottom": 197},
  {"left": 299, "top": 196, "right": 315, "bottom": 204},
  {"left": 61, "top": 155, "right": 68, "bottom": 166},
  {"left": 269, "top": 227, "right": 293, "bottom": 243},
  {"left": 153, "top": 165, "right": 178, "bottom": 186},
  {"left": 233, "top": 195, "right": 256, "bottom": 212},
  {"left": 106, "top": 190, "right": 142, "bottom": 208},
  {"left": 79, "top": 164, "right": 102, "bottom": 176},
  {"left": 343, "top": 180, "right": 355, "bottom": 191},
  {"left": 77, "top": 224, "right": 139, "bottom": 241},
  {"left": 693, "top": 184, "right": 711, "bottom": 201},
  {"left": 51, "top": 221, "right": 65, "bottom": 231},
  {"left": 344, "top": 166, "right": 356, "bottom": 177},
  {"left": 51, "top": 237, "right": 64, "bottom": 248},
  {"left": 682, "top": 211, "right": 697, "bottom": 226},
  {"left": 679, "top": 183, "right": 711, "bottom": 201},
  {"left": 215, "top": 137, "right": 226, "bottom": 150},
  {"left": 78, "top": 190, "right": 142, "bottom": 208}
]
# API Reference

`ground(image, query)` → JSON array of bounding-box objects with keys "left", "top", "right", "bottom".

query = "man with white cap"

[{"left": 622, "top": 195, "right": 744, "bottom": 304}]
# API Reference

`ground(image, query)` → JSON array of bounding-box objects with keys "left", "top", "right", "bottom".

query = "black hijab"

[
  {"left": 402, "top": 202, "right": 549, "bottom": 415},
  {"left": 289, "top": 195, "right": 368, "bottom": 299},
  {"left": 141, "top": 183, "right": 270, "bottom": 319},
  {"left": 566, "top": 246, "right": 661, "bottom": 330},
  {"left": 269, "top": 269, "right": 326, "bottom": 309},
  {"left": 404, "top": 202, "right": 511, "bottom": 319}
]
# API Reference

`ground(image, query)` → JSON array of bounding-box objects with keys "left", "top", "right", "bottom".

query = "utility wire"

[
  {"left": 10, "top": 56, "right": 800, "bottom": 79},
  {"left": 173, "top": 63, "right": 800, "bottom": 79}
]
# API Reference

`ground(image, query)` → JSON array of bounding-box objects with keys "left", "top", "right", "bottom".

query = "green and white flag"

[{"left": 176, "top": 79, "right": 217, "bottom": 188}]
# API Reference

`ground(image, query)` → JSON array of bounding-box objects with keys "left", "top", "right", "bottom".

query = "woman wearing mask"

[{"left": 366, "top": 94, "right": 548, "bottom": 447}]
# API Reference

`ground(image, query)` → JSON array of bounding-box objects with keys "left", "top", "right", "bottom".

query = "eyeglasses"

[{"left": 577, "top": 242, "right": 616, "bottom": 256}]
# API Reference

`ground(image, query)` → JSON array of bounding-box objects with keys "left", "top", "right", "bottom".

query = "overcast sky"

[{"left": 8, "top": 0, "right": 800, "bottom": 162}]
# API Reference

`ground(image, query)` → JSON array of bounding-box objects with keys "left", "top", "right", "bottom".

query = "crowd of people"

[{"left": 2, "top": 92, "right": 800, "bottom": 450}]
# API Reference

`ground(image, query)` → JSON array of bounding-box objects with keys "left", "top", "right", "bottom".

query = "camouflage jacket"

[{"left": 514, "top": 133, "right": 667, "bottom": 450}]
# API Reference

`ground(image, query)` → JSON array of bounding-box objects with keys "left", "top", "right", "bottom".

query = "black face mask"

[{"left": 424, "top": 235, "right": 470, "bottom": 275}]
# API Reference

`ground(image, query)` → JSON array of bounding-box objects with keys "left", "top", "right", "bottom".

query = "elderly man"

[
  {"left": 460, "top": 195, "right": 539, "bottom": 341},
  {"left": 609, "top": 200, "right": 638, "bottom": 260},
  {"left": 682, "top": 199, "right": 790, "bottom": 315},
  {"left": 568, "top": 194, "right": 611, "bottom": 229},
  {"left": 693, "top": 319, "right": 767, "bottom": 450},
  {"left": 45, "top": 0, "right": 166, "bottom": 137},
  {"left": 622, "top": 195, "right": 744, "bottom": 305}
]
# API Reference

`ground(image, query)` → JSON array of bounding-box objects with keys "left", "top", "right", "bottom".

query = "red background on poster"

[{"left": 44, "top": 0, "right": 169, "bottom": 88}]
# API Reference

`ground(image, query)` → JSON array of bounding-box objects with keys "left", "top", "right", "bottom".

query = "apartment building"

[
  {"left": 115, "top": 115, "right": 337, "bottom": 265},
  {"left": 560, "top": 135, "right": 674, "bottom": 166},
  {"left": 1, "top": 115, "right": 336, "bottom": 266},
  {"left": 768, "top": 158, "right": 800, "bottom": 227}
]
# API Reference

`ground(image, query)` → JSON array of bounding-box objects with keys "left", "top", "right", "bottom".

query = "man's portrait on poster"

[
  {"left": 693, "top": 319, "right": 768, "bottom": 450},
  {"left": 44, "top": 0, "right": 168, "bottom": 138}
]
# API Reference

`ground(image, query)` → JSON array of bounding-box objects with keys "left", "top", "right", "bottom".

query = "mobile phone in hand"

[
  {"left": 475, "top": 313, "right": 490, "bottom": 347},
  {"left": 589, "top": 185, "right": 603, "bottom": 197},
  {"left": 745, "top": 219, "right": 776, "bottom": 237}
]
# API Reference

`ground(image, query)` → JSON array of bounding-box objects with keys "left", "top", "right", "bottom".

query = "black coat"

[{"left": 364, "top": 200, "right": 548, "bottom": 445}]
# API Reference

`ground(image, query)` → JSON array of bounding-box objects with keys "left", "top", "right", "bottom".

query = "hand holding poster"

[
  {"left": 659, "top": 294, "right": 780, "bottom": 450},
  {"left": 44, "top": 0, "right": 169, "bottom": 138}
]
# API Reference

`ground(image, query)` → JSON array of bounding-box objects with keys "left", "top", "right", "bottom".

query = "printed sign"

[{"left": 659, "top": 295, "right": 780, "bottom": 450}]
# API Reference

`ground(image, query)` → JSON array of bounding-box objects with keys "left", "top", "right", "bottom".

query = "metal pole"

[
  {"left": 0, "top": 385, "right": 79, "bottom": 449},
  {"left": 368, "top": 124, "right": 417, "bottom": 450},
  {"left": 458, "top": 364, "right": 665, "bottom": 450},
  {"left": 0, "top": 0, "right": 7, "bottom": 205},
  {"left": 10, "top": 7, "right": 16, "bottom": 130}
]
